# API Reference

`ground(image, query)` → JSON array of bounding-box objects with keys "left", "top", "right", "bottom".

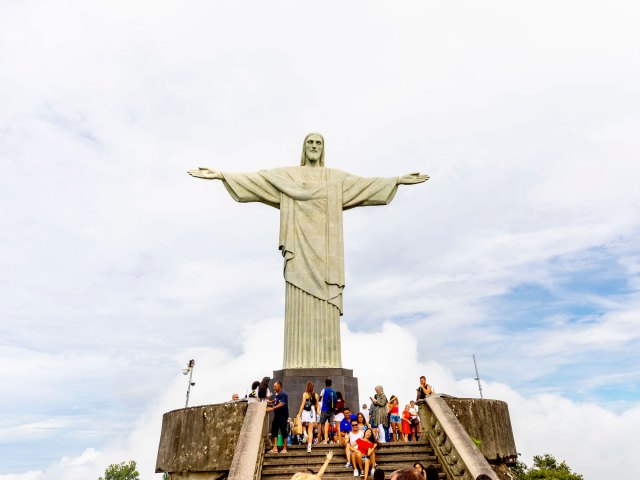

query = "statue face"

[{"left": 305, "top": 134, "right": 323, "bottom": 164}]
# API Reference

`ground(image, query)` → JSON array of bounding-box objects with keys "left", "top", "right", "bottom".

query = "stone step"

[
  {"left": 263, "top": 453, "right": 437, "bottom": 466},
  {"left": 263, "top": 447, "right": 435, "bottom": 458},
  {"left": 263, "top": 476, "right": 446, "bottom": 480},
  {"left": 266, "top": 443, "right": 433, "bottom": 454},
  {"left": 275, "top": 441, "right": 428, "bottom": 447},
  {"left": 262, "top": 470, "right": 447, "bottom": 480},
  {"left": 261, "top": 462, "right": 442, "bottom": 476}
]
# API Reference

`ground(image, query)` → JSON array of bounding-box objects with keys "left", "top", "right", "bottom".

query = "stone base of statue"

[{"left": 272, "top": 367, "right": 359, "bottom": 409}]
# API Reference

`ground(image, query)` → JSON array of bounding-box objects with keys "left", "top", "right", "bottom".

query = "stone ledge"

[{"left": 156, "top": 402, "right": 248, "bottom": 474}]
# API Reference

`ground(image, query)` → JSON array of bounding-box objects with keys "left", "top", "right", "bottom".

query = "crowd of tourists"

[{"left": 233, "top": 375, "right": 435, "bottom": 479}]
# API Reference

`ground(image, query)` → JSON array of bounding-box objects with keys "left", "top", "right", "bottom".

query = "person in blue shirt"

[
  {"left": 267, "top": 381, "right": 289, "bottom": 453},
  {"left": 339, "top": 407, "right": 354, "bottom": 443},
  {"left": 319, "top": 378, "right": 336, "bottom": 443}
]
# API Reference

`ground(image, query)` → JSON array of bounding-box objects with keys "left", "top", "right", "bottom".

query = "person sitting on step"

[
  {"left": 338, "top": 407, "right": 353, "bottom": 444},
  {"left": 345, "top": 418, "right": 365, "bottom": 476},
  {"left": 356, "top": 426, "right": 378, "bottom": 480},
  {"left": 356, "top": 412, "right": 370, "bottom": 433},
  {"left": 425, "top": 466, "right": 438, "bottom": 480}
]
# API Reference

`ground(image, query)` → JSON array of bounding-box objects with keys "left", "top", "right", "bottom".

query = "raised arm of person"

[
  {"left": 316, "top": 450, "right": 334, "bottom": 478},
  {"left": 419, "top": 384, "right": 432, "bottom": 396}
]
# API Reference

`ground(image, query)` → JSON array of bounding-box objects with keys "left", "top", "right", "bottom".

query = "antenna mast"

[{"left": 473, "top": 354, "right": 484, "bottom": 400}]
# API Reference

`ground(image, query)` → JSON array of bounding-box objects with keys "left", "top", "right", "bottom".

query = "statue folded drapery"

[
  {"left": 221, "top": 166, "right": 398, "bottom": 368},
  {"left": 188, "top": 132, "right": 428, "bottom": 369}
]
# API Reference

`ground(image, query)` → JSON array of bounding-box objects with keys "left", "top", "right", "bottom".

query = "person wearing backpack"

[
  {"left": 297, "top": 381, "right": 320, "bottom": 452},
  {"left": 319, "top": 378, "right": 337, "bottom": 443}
]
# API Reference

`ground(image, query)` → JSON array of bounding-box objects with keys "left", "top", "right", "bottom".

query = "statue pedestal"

[{"left": 272, "top": 367, "right": 360, "bottom": 411}]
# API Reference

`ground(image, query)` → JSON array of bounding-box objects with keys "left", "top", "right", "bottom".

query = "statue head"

[{"left": 300, "top": 132, "right": 325, "bottom": 167}]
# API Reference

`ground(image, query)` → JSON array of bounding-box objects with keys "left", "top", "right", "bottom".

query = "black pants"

[{"left": 271, "top": 415, "right": 289, "bottom": 439}]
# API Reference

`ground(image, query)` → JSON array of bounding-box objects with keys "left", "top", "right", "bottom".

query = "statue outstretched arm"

[
  {"left": 189, "top": 167, "right": 280, "bottom": 207},
  {"left": 397, "top": 172, "right": 429, "bottom": 185},
  {"left": 341, "top": 171, "right": 429, "bottom": 209},
  {"left": 187, "top": 167, "right": 223, "bottom": 180}
]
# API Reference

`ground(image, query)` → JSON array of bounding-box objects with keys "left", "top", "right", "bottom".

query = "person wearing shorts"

[
  {"left": 388, "top": 395, "right": 403, "bottom": 442},
  {"left": 408, "top": 400, "right": 421, "bottom": 440},
  {"left": 297, "top": 381, "right": 319, "bottom": 452},
  {"left": 319, "top": 379, "right": 336, "bottom": 443},
  {"left": 356, "top": 427, "right": 378, "bottom": 480}
]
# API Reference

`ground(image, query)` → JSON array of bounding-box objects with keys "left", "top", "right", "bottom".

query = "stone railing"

[
  {"left": 252, "top": 430, "right": 268, "bottom": 480},
  {"left": 418, "top": 395, "right": 499, "bottom": 480}
]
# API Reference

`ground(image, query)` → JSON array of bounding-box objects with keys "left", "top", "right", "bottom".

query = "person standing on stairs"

[
  {"left": 267, "top": 381, "right": 289, "bottom": 454},
  {"left": 297, "top": 381, "right": 320, "bottom": 453},
  {"left": 319, "top": 378, "right": 336, "bottom": 444},
  {"left": 370, "top": 385, "right": 388, "bottom": 442}
]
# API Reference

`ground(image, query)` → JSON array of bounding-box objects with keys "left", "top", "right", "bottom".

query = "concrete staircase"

[{"left": 260, "top": 441, "right": 445, "bottom": 480}]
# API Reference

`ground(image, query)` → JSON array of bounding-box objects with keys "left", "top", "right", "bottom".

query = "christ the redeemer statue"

[{"left": 188, "top": 133, "right": 428, "bottom": 369}]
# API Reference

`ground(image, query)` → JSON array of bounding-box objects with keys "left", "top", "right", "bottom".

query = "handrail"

[
  {"left": 228, "top": 401, "right": 268, "bottom": 480},
  {"left": 418, "top": 395, "right": 498, "bottom": 480}
]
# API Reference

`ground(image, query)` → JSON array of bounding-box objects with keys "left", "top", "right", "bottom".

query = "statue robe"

[{"left": 222, "top": 166, "right": 398, "bottom": 368}]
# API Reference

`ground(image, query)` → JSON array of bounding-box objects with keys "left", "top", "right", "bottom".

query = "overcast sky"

[{"left": 1, "top": 1, "right": 639, "bottom": 479}]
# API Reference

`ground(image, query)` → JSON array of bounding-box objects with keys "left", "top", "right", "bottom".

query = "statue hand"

[
  {"left": 398, "top": 172, "right": 429, "bottom": 185},
  {"left": 187, "top": 167, "right": 223, "bottom": 180}
]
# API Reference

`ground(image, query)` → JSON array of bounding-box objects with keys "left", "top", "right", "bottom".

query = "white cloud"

[
  {"left": 0, "top": 472, "right": 43, "bottom": 480},
  {"left": 1, "top": 0, "right": 640, "bottom": 478},
  {"left": 5, "top": 321, "right": 637, "bottom": 480}
]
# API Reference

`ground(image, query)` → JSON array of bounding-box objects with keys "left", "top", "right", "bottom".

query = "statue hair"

[{"left": 300, "top": 132, "right": 325, "bottom": 167}]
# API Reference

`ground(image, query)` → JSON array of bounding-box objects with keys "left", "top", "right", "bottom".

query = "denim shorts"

[{"left": 390, "top": 414, "right": 401, "bottom": 423}]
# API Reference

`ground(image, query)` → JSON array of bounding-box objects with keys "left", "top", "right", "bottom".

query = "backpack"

[
  {"left": 323, "top": 387, "right": 336, "bottom": 411},
  {"left": 329, "top": 390, "right": 337, "bottom": 410}
]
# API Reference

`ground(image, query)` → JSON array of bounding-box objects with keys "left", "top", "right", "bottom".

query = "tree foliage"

[
  {"left": 514, "top": 454, "right": 583, "bottom": 480},
  {"left": 98, "top": 460, "right": 140, "bottom": 480}
]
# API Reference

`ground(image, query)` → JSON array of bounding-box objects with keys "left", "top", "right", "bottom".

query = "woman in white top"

[{"left": 297, "top": 381, "right": 320, "bottom": 452}]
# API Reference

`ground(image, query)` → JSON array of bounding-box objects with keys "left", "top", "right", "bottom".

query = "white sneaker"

[
  {"left": 345, "top": 462, "right": 352, "bottom": 468},
  {"left": 371, "top": 469, "right": 376, "bottom": 475},
  {"left": 353, "top": 470, "right": 359, "bottom": 477},
  {"left": 307, "top": 444, "right": 312, "bottom": 453}
]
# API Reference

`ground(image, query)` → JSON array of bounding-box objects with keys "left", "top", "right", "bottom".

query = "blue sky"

[{"left": 1, "top": 1, "right": 640, "bottom": 479}]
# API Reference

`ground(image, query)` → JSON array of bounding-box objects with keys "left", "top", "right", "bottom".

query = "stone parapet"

[
  {"left": 443, "top": 397, "right": 517, "bottom": 463},
  {"left": 156, "top": 401, "right": 267, "bottom": 479},
  {"left": 418, "top": 395, "right": 500, "bottom": 480}
]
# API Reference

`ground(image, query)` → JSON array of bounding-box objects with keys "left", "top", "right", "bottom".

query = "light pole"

[
  {"left": 182, "top": 359, "right": 195, "bottom": 408},
  {"left": 473, "top": 354, "right": 484, "bottom": 400}
]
